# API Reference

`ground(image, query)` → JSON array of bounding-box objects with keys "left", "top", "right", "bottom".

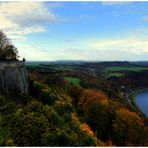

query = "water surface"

[{"left": 135, "top": 91, "right": 148, "bottom": 117}]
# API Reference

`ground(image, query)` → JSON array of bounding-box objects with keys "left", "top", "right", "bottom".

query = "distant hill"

[
  {"left": 131, "top": 61, "right": 148, "bottom": 67},
  {"left": 26, "top": 61, "right": 148, "bottom": 68},
  {"left": 85, "top": 61, "right": 138, "bottom": 67}
]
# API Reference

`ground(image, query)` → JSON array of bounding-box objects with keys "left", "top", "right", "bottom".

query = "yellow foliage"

[
  {"left": 78, "top": 89, "right": 109, "bottom": 111},
  {"left": 34, "top": 81, "right": 49, "bottom": 90},
  {"left": 6, "top": 138, "right": 15, "bottom": 146},
  {"left": 71, "top": 112, "right": 79, "bottom": 125},
  {"left": 115, "top": 108, "right": 143, "bottom": 126},
  {"left": 113, "top": 108, "right": 145, "bottom": 146},
  {"left": 80, "top": 123, "right": 94, "bottom": 137}
]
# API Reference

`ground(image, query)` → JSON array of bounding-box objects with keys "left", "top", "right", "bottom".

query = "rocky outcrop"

[{"left": 0, "top": 61, "right": 28, "bottom": 95}]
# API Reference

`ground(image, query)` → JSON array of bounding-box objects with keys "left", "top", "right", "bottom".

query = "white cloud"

[
  {"left": 15, "top": 43, "right": 50, "bottom": 60},
  {"left": 0, "top": 1, "right": 56, "bottom": 40},
  {"left": 102, "top": 1, "right": 132, "bottom": 5},
  {"left": 90, "top": 37, "right": 148, "bottom": 55},
  {"left": 79, "top": 32, "right": 147, "bottom": 61},
  {"left": 13, "top": 27, "right": 148, "bottom": 61},
  {"left": 16, "top": 33, "right": 148, "bottom": 61},
  {"left": 6, "top": 26, "right": 46, "bottom": 37},
  {"left": 16, "top": 43, "right": 85, "bottom": 61}
]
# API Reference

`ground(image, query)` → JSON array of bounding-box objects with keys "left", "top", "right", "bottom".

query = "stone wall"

[{"left": 0, "top": 61, "right": 28, "bottom": 95}]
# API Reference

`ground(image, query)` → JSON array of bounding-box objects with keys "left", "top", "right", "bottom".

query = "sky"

[{"left": 0, "top": 1, "right": 148, "bottom": 61}]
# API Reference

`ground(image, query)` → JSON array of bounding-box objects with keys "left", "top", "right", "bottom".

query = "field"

[
  {"left": 64, "top": 77, "right": 81, "bottom": 87},
  {"left": 105, "top": 66, "right": 148, "bottom": 72},
  {"left": 106, "top": 72, "right": 124, "bottom": 78}
]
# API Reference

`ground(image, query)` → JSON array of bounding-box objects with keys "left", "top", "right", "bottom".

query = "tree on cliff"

[{"left": 0, "top": 30, "right": 19, "bottom": 61}]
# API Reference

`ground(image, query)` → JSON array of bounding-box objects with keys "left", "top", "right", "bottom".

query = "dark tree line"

[{"left": 0, "top": 30, "right": 19, "bottom": 61}]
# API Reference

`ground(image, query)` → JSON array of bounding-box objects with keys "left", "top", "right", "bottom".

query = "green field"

[
  {"left": 64, "top": 77, "right": 81, "bottom": 87},
  {"left": 106, "top": 72, "right": 124, "bottom": 78},
  {"left": 105, "top": 67, "right": 148, "bottom": 72},
  {"left": 54, "top": 66, "right": 74, "bottom": 71}
]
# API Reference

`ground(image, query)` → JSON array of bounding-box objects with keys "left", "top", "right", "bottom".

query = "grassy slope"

[{"left": 64, "top": 77, "right": 81, "bottom": 87}]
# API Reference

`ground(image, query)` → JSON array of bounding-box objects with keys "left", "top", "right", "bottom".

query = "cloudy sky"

[{"left": 0, "top": 1, "right": 148, "bottom": 61}]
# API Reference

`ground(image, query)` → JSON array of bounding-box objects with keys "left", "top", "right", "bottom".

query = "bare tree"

[{"left": 0, "top": 30, "right": 19, "bottom": 61}]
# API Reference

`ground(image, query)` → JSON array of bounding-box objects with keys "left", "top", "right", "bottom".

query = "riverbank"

[{"left": 128, "top": 88, "right": 148, "bottom": 117}]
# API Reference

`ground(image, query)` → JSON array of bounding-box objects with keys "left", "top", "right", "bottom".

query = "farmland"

[{"left": 105, "top": 66, "right": 148, "bottom": 72}]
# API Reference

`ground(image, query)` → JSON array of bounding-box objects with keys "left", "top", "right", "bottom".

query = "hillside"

[{"left": 0, "top": 61, "right": 147, "bottom": 146}]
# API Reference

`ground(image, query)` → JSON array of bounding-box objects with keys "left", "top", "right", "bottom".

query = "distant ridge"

[
  {"left": 26, "top": 60, "right": 148, "bottom": 67},
  {"left": 131, "top": 61, "right": 148, "bottom": 66}
]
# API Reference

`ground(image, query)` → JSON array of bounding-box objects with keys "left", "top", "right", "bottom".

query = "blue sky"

[{"left": 0, "top": 1, "right": 148, "bottom": 61}]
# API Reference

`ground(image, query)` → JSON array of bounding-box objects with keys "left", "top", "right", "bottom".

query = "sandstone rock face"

[{"left": 0, "top": 61, "right": 28, "bottom": 95}]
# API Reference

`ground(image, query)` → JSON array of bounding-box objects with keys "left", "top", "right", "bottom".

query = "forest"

[
  {"left": 0, "top": 31, "right": 148, "bottom": 146},
  {"left": 0, "top": 61, "right": 147, "bottom": 146}
]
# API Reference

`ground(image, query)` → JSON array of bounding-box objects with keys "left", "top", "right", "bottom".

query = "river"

[{"left": 135, "top": 91, "right": 148, "bottom": 117}]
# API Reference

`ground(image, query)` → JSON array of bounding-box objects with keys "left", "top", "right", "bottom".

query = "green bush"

[
  {"left": 0, "top": 127, "right": 9, "bottom": 146},
  {"left": 39, "top": 89, "right": 55, "bottom": 105},
  {"left": 0, "top": 96, "right": 7, "bottom": 107},
  {"left": 9, "top": 112, "right": 49, "bottom": 146},
  {"left": 42, "top": 129, "right": 71, "bottom": 146}
]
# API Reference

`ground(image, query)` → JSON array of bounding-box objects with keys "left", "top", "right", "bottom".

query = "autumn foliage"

[
  {"left": 76, "top": 89, "right": 148, "bottom": 146},
  {"left": 0, "top": 61, "right": 148, "bottom": 146},
  {"left": 112, "top": 108, "right": 147, "bottom": 146},
  {"left": 78, "top": 89, "right": 109, "bottom": 112}
]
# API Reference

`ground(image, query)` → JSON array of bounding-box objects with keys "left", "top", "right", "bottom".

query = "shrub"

[
  {"left": 0, "top": 96, "right": 7, "bottom": 107},
  {"left": 39, "top": 89, "right": 55, "bottom": 105},
  {"left": 9, "top": 112, "right": 49, "bottom": 146}
]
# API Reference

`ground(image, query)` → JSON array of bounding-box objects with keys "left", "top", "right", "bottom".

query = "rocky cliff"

[{"left": 0, "top": 61, "right": 28, "bottom": 95}]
